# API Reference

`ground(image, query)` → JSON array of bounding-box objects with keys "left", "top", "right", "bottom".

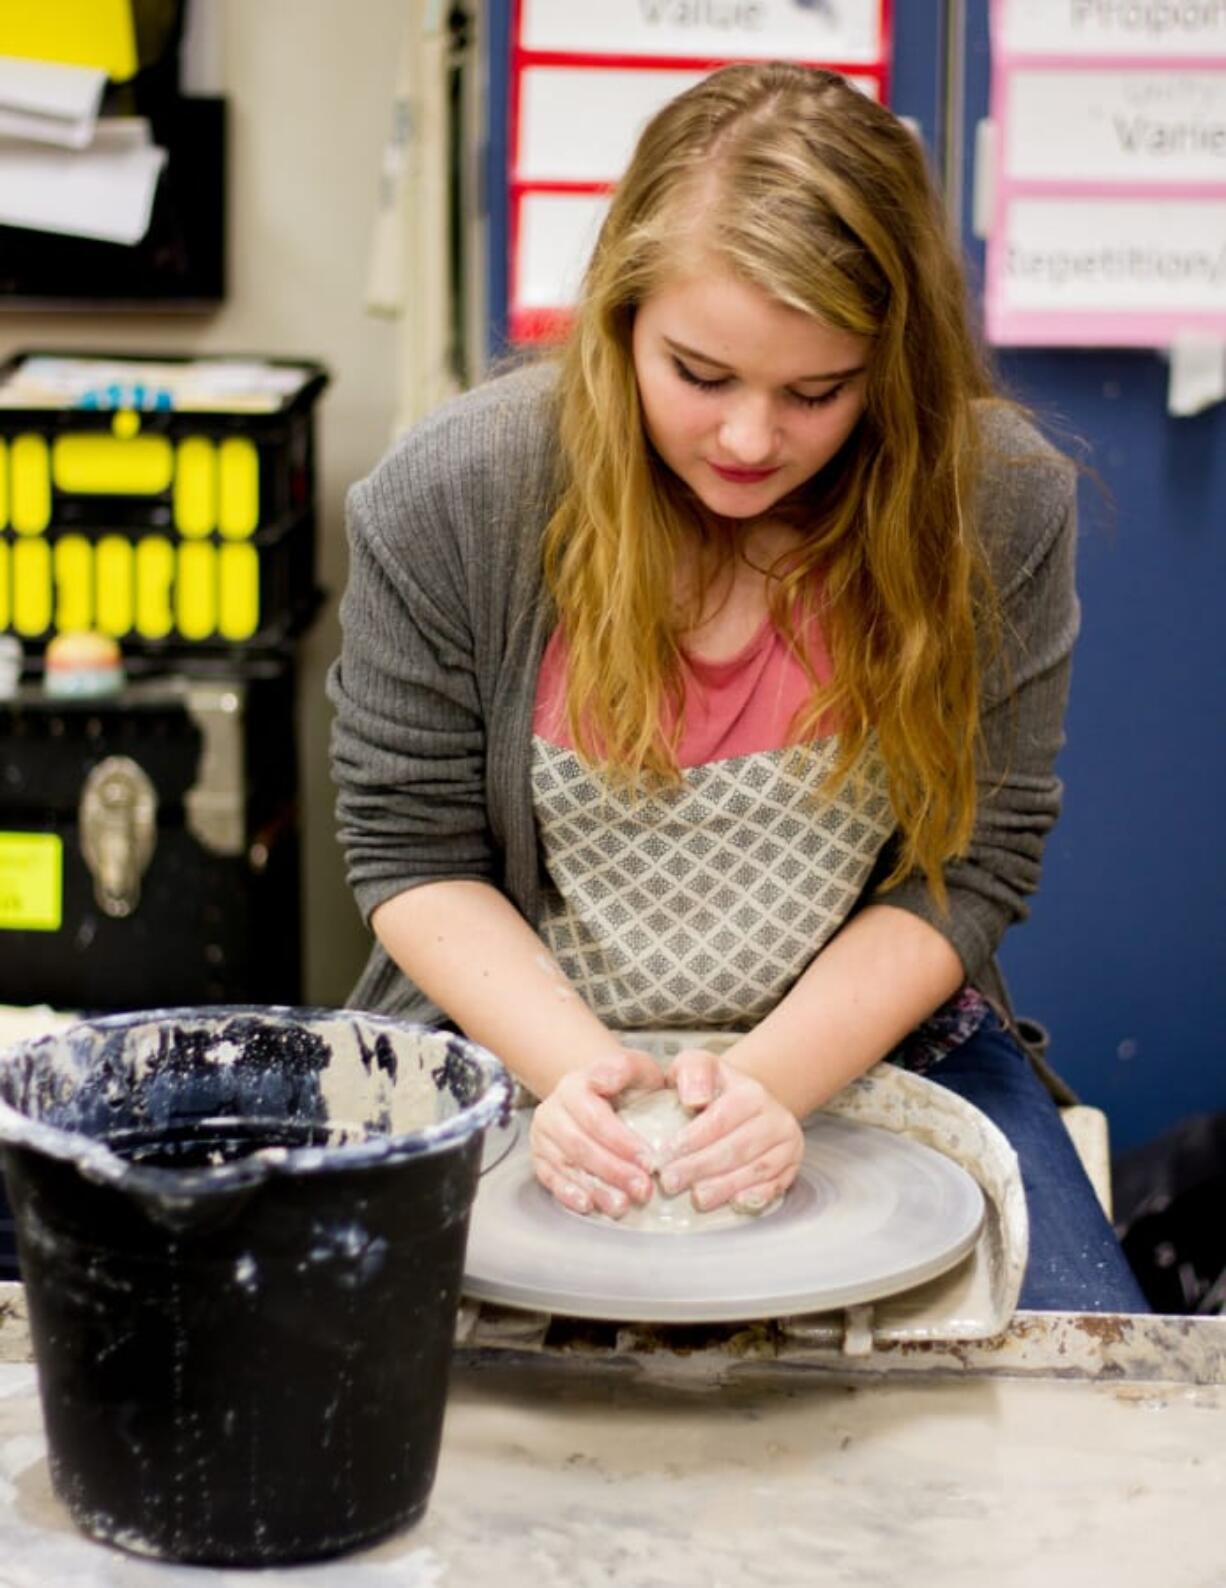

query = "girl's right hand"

[{"left": 530, "top": 1050, "right": 664, "bottom": 1218}]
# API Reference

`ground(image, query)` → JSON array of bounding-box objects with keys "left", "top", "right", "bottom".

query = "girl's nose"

[{"left": 718, "top": 394, "right": 777, "bottom": 465}]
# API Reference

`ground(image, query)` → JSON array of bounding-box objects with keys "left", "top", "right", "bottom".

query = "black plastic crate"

[{"left": 0, "top": 351, "right": 328, "bottom": 657}]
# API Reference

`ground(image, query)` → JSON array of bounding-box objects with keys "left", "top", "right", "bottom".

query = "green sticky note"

[{"left": 0, "top": 833, "right": 63, "bottom": 931}]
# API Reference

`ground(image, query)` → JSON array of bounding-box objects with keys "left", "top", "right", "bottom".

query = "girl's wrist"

[{"left": 512, "top": 1031, "right": 630, "bottom": 1101}]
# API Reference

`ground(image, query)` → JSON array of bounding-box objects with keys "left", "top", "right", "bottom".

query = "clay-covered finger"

[
  {"left": 662, "top": 1126, "right": 793, "bottom": 1200},
  {"left": 533, "top": 1159, "right": 593, "bottom": 1215},
  {"left": 655, "top": 1087, "right": 759, "bottom": 1166},
  {"left": 694, "top": 1148, "right": 803, "bottom": 1212},
  {"left": 669, "top": 1049, "right": 719, "bottom": 1109},
  {"left": 587, "top": 1048, "right": 665, "bottom": 1100},
  {"left": 569, "top": 1091, "right": 660, "bottom": 1176},
  {"left": 545, "top": 1112, "right": 653, "bottom": 1201},
  {"left": 575, "top": 1170, "right": 632, "bottom": 1219},
  {"left": 656, "top": 1101, "right": 766, "bottom": 1184}
]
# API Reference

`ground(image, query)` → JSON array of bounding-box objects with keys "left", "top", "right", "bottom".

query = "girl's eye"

[
  {"left": 671, "top": 357, "right": 726, "bottom": 392},
  {"left": 791, "top": 383, "right": 846, "bottom": 409},
  {"left": 670, "top": 356, "right": 848, "bottom": 409}
]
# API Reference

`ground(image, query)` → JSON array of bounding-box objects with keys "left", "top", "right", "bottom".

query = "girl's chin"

[{"left": 695, "top": 483, "right": 786, "bottom": 520}]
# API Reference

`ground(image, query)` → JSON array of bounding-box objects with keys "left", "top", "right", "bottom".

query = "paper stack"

[{"left": 0, "top": 54, "right": 167, "bottom": 245}]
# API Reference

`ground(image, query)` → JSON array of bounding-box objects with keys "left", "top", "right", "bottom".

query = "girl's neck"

[{"left": 674, "top": 517, "right": 806, "bottom": 662}]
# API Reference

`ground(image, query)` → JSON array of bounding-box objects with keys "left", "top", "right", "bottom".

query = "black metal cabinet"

[{"left": 0, "top": 667, "right": 301, "bottom": 1011}]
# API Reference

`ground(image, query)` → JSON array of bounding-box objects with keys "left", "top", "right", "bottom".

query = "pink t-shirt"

[{"left": 533, "top": 607, "right": 835, "bottom": 765}]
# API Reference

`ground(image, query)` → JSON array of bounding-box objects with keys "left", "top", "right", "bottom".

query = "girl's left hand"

[{"left": 658, "top": 1051, "right": 805, "bottom": 1214}]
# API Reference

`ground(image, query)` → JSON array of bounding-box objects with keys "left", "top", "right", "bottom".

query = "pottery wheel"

[{"left": 465, "top": 1110, "right": 985, "bottom": 1323}]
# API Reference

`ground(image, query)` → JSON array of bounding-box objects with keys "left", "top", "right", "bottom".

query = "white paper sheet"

[
  {"left": 0, "top": 119, "right": 166, "bottom": 245},
  {"left": 0, "top": 54, "right": 105, "bottom": 149},
  {"left": 1168, "top": 333, "right": 1226, "bottom": 418}
]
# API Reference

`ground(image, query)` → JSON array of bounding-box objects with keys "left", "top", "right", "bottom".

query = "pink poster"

[{"left": 986, "top": 0, "right": 1226, "bottom": 346}]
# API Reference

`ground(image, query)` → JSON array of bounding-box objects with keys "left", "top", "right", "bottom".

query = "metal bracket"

[{"left": 183, "top": 682, "right": 246, "bottom": 857}]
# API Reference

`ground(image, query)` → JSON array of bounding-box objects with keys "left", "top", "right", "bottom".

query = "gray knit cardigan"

[{"left": 328, "top": 362, "right": 1080, "bottom": 1097}]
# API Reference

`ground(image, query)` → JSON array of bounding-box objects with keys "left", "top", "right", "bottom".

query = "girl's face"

[{"left": 631, "top": 265, "right": 871, "bottom": 520}]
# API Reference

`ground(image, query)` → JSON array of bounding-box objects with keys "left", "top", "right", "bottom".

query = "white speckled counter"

[{"left": 1, "top": 1287, "right": 1223, "bottom": 1588}]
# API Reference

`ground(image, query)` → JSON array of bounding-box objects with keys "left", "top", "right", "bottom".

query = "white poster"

[
  {"left": 519, "top": 0, "right": 884, "bottom": 63},
  {"left": 516, "top": 191, "right": 611, "bottom": 310},
  {"left": 1005, "top": 69, "right": 1226, "bottom": 181},
  {"left": 518, "top": 63, "right": 880, "bottom": 183},
  {"left": 518, "top": 67, "right": 708, "bottom": 183},
  {"left": 998, "top": 0, "right": 1226, "bottom": 57},
  {"left": 1001, "top": 195, "right": 1226, "bottom": 312}
]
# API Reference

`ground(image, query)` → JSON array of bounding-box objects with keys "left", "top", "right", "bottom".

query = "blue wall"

[{"left": 959, "top": 14, "right": 1226, "bottom": 1150}]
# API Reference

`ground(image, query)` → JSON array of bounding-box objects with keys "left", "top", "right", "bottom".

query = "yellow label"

[
  {"left": 0, "top": 834, "right": 63, "bottom": 932},
  {"left": 0, "top": 1, "right": 138, "bottom": 81},
  {"left": 11, "top": 435, "right": 50, "bottom": 534},
  {"left": 218, "top": 438, "right": 259, "bottom": 538},
  {"left": 0, "top": 439, "right": 7, "bottom": 530},
  {"left": 53, "top": 434, "right": 173, "bottom": 497},
  {"left": 174, "top": 437, "right": 217, "bottom": 537},
  {"left": 95, "top": 535, "right": 134, "bottom": 637},
  {"left": 54, "top": 534, "right": 93, "bottom": 632},
  {"left": 12, "top": 538, "right": 51, "bottom": 636}
]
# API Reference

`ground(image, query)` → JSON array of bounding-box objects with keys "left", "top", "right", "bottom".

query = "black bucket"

[{"left": 0, "top": 1005, "right": 511, "bottom": 1566}]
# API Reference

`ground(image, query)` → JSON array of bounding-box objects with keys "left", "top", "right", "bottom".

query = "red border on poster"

[{"left": 507, "top": 0, "right": 893, "bottom": 343}]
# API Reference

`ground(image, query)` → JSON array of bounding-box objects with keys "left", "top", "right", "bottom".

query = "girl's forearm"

[
  {"left": 726, "top": 903, "right": 965, "bottom": 1118},
  {"left": 371, "top": 880, "right": 624, "bottom": 1098}
]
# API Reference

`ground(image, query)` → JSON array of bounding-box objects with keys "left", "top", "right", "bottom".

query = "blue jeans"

[{"left": 922, "top": 1009, "right": 1150, "bottom": 1313}]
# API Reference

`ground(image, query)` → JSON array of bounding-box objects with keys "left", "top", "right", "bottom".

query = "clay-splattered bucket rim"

[{"left": 0, "top": 1005, "right": 513, "bottom": 1208}]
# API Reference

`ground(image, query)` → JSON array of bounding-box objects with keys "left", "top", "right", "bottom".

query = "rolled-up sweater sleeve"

[
  {"left": 871, "top": 439, "right": 1081, "bottom": 981},
  {"left": 327, "top": 439, "right": 493, "bottom": 928}
]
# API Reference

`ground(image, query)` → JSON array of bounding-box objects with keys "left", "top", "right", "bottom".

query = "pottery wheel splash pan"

[{"left": 465, "top": 1112, "right": 985, "bottom": 1324}]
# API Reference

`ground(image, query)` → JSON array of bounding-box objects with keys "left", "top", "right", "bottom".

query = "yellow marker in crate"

[
  {"left": 12, "top": 541, "right": 51, "bottom": 637},
  {"left": 219, "top": 544, "right": 260, "bottom": 641},
  {"left": 95, "top": 536, "right": 134, "bottom": 638},
  {"left": 53, "top": 433, "right": 173, "bottom": 496},
  {"left": 176, "top": 541, "right": 217, "bottom": 640},
  {"left": 175, "top": 438, "right": 217, "bottom": 537},
  {"left": 54, "top": 536, "right": 93, "bottom": 633},
  {"left": 219, "top": 439, "right": 259, "bottom": 539},
  {"left": 11, "top": 436, "right": 50, "bottom": 535},
  {"left": 135, "top": 538, "right": 174, "bottom": 641}
]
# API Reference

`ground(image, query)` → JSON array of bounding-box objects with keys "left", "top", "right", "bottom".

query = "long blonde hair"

[{"left": 541, "top": 63, "right": 1000, "bottom": 906}]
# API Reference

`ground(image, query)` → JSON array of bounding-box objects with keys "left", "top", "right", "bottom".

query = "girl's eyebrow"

[{"left": 663, "top": 336, "right": 865, "bottom": 384}]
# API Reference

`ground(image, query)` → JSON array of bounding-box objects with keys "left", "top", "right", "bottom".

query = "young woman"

[{"left": 329, "top": 63, "right": 1147, "bottom": 1312}]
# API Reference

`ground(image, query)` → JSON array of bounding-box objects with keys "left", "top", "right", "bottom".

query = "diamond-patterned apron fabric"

[{"left": 532, "top": 738, "right": 894, "bottom": 1029}]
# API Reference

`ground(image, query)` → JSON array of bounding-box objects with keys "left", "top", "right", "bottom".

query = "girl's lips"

[{"left": 708, "top": 462, "right": 780, "bottom": 483}]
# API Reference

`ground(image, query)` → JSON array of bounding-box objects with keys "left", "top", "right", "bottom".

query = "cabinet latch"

[{"left": 79, "top": 756, "right": 157, "bottom": 918}]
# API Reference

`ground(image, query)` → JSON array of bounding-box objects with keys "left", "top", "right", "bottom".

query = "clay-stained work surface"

[{"left": 0, "top": 1337, "right": 1224, "bottom": 1587}]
